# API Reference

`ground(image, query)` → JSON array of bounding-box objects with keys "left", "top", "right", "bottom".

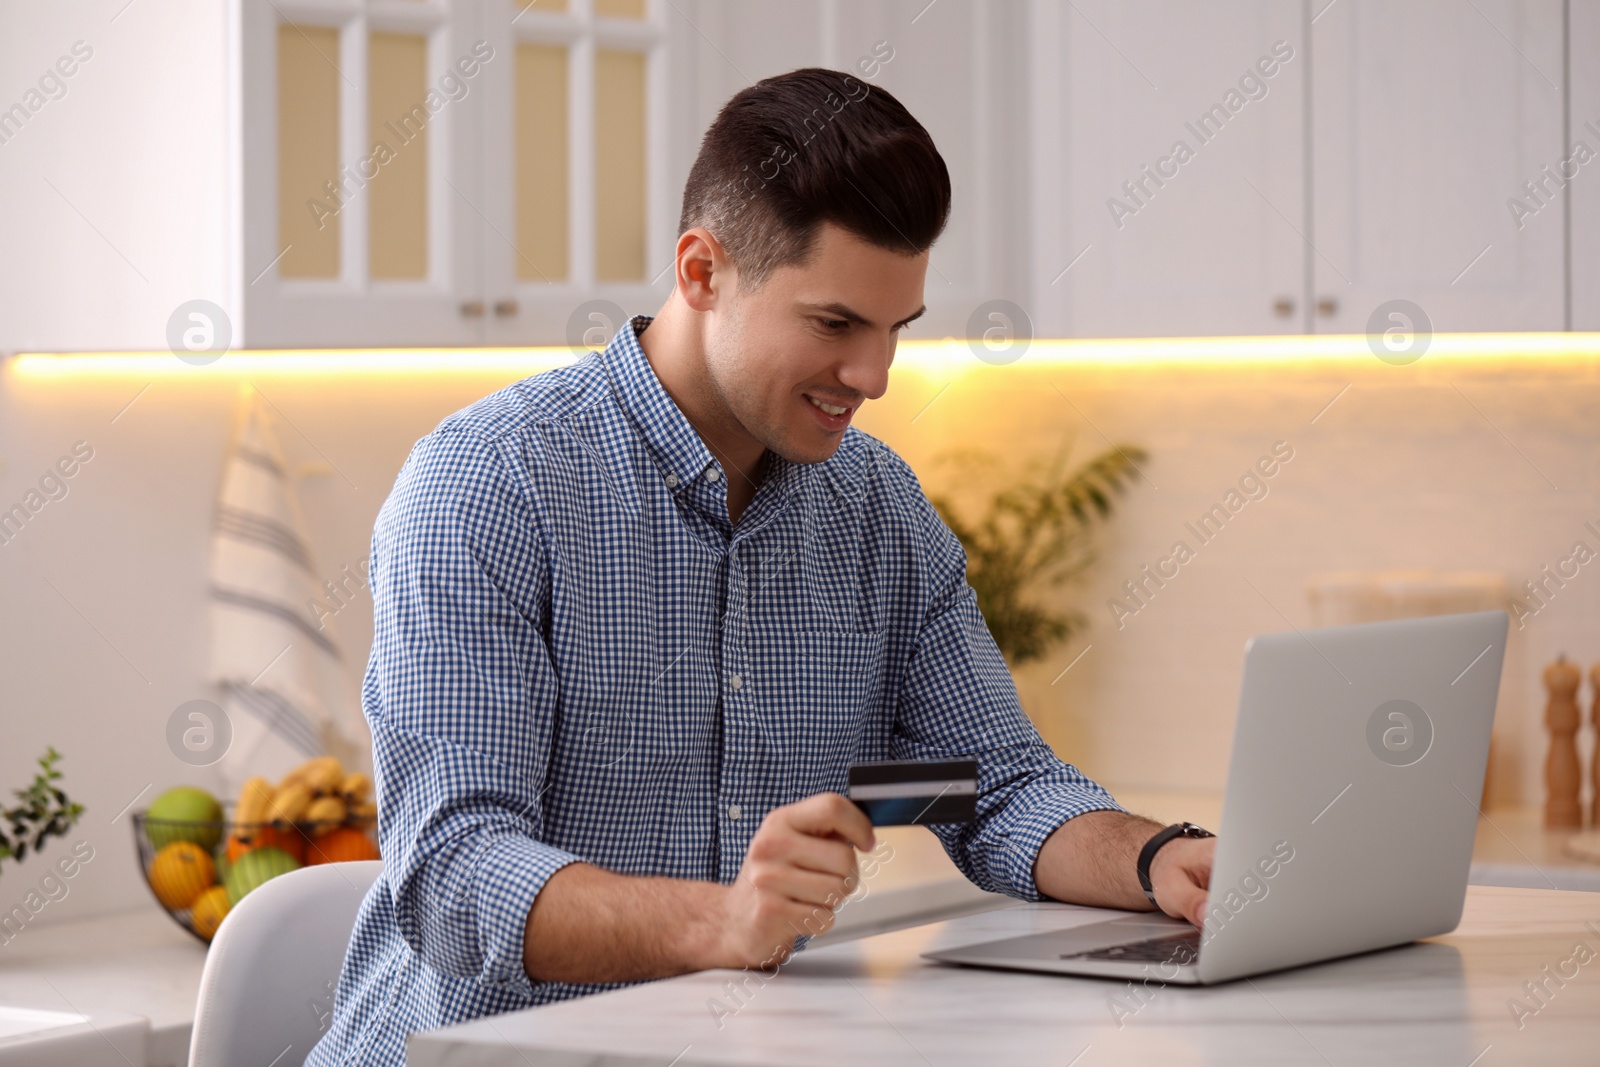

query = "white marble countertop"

[
  {"left": 408, "top": 884, "right": 1600, "bottom": 1066},
  {"left": 0, "top": 906, "right": 205, "bottom": 1067}
]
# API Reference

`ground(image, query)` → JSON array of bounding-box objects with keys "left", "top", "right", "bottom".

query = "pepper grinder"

[
  {"left": 1590, "top": 661, "right": 1600, "bottom": 827},
  {"left": 1543, "top": 653, "right": 1583, "bottom": 828}
]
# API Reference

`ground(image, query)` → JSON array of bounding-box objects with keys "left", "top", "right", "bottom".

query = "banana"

[
  {"left": 349, "top": 800, "right": 377, "bottom": 827},
  {"left": 234, "top": 777, "right": 275, "bottom": 836},
  {"left": 340, "top": 772, "right": 372, "bottom": 804},
  {"left": 305, "top": 795, "right": 346, "bottom": 826},
  {"left": 277, "top": 755, "right": 344, "bottom": 795},
  {"left": 266, "top": 781, "right": 313, "bottom": 824},
  {"left": 302, "top": 756, "right": 346, "bottom": 795}
]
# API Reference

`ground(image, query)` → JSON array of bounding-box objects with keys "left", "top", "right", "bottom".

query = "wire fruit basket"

[{"left": 131, "top": 767, "right": 380, "bottom": 945}]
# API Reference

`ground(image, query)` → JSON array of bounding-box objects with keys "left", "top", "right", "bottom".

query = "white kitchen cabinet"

[
  {"left": 1572, "top": 0, "right": 1600, "bottom": 331},
  {"left": 1031, "top": 0, "right": 1569, "bottom": 339},
  {"left": 0, "top": 0, "right": 675, "bottom": 352},
  {"left": 0, "top": 0, "right": 1585, "bottom": 352},
  {"left": 1032, "top": 0, "right": 1310, "bottom": 339},
  {"left": 236, "top": 0, "right": 484, "bottom": 347},
  {"left": 1308, "top": 0, "right": 1566, "bottom": 335},
  {"left": 241, "top": 0, "right": 673, "bottom": 348}
]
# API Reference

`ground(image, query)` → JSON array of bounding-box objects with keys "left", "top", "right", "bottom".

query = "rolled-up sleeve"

[
  {"left": 883, "top": 450, "right": 1125, "bottom": 902},
  {"left": 367, "top": 426, "right": 583, "bottom": 996}
]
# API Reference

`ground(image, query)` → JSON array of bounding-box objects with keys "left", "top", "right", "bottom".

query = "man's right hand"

[{"left": 713, "top": 792, "right": 877, "bottom": 970}]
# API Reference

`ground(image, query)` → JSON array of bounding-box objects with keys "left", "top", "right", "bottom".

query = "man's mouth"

[{"left": 805, "top": 394, "right": 852, "bottom": 416}]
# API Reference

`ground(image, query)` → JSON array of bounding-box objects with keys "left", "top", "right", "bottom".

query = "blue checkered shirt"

[{"left": 306, "top": 315, "right": 1124, "bottom": 1065}]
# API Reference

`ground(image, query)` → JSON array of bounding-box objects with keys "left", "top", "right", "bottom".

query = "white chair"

[{"left": 189, "top": 859, "right": 383, "bottom": 1067}]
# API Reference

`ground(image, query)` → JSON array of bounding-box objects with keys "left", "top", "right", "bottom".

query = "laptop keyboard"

[{"left": 1061, "top": 929, "right": 1200, "bottom": 965}]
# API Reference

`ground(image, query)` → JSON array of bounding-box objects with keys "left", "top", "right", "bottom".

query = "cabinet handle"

[
  {"left": 1273, "top": 296, "right": 1295, "bottom": 318},
  {"left": 1317, "top": 297, "right": 1338, "bottom": 317},
  {"left": 460, "top": 301, "right": 485, "bottom": 318},
  {"left": 493, "top": 299, "right": 520, "bottom": 318}
]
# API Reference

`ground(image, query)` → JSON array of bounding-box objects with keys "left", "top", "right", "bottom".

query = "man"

[{"left": 307, "top": 67, "right": 1214, "bottom": 1065}]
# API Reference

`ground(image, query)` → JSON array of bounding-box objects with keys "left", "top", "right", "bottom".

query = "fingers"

[
  {"left": 746, "top": 858, "right": 857, "bottom": 911},
  {"left": 1151, "top": 838, "right": 1216, "bottom": 927},
  {"left": 783, "top": 792, "right": 876, "bottom": 853},
  {"left": 1167, "top": 878, "right": 1209, "bottom": 928}
]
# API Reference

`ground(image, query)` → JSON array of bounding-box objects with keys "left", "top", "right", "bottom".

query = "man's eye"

[{"left": 820, "top": 318, "right": 849, "bottom": 331}]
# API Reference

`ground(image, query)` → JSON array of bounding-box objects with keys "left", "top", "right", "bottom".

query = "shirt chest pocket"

[{"left": 767, "top": 629, "right": 887, "bottom": 772}]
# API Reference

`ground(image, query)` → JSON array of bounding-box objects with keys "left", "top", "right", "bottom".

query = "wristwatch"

[{"left": 1136, "top": 821, "right": 1215, "bottom": 907}]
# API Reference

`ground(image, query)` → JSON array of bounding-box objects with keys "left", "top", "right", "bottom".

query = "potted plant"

[
  {"left": 926, "top": 436, "right": 1149, "bottom": 667},
  {"left": 0, "top": 747, "right": 86, "bottom": 879}
]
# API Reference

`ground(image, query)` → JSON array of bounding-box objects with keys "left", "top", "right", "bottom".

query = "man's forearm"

[
  {"left": 522, "top": 862, "right": 729, "bottom": 984},
  {"left": 1032, "top": 809, "right": 1165, "bottom": 910}
]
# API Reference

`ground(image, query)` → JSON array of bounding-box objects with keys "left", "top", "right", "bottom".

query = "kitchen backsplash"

[{"left": 1, "top": 339, "right": 1594, "bottom": 925}]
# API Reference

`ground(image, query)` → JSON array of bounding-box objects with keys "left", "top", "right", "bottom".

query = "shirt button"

[
  {"left": 664, "top": 472, "right": 680, "bottom": 488},
  {"left": 727, "top": 803, "right": 743, "bottom": 821},
  {"left": 705, "top": 467, "right": 721, "bottom": 482},
  {"left": 729, "top": 673, "right": 743, "bottom": 691}
]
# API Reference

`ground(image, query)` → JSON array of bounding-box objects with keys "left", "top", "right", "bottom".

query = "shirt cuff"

[
  {"left": 1001, "top": 786, "right": 1128, "bottom": 902},
  {"left": 468, "top": 832, "right": 585, "bottom": 994}
]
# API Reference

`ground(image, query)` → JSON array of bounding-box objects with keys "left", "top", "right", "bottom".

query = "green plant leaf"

[{"left": 927, "top": 437, "right": 1149, "bottom": 668}]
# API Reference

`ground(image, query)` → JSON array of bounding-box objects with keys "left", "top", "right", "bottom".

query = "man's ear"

[{"left": 676, "top": 226, "right": 733, "bottom": 313}]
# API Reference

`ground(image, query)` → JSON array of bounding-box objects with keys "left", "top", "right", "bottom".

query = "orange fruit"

[
  {"left": 226, "top": 823, "right": 307, "bottom": 865},
  {"left": 148, "top": 841, "right": 216, "bottom": 910},
  {"left": 190, "top": 885, "right": 231, "bottom": 940},
  {"left": 305, "top": 826, "right": 380, "bottom": 865}
]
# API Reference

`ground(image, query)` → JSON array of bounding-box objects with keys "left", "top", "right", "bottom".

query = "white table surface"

[
  {"left": 3, "top": 798, "right": 1596, "bottom": 1066},
  {"left": 407, "top": 884, "right": 1600, "bottom": 1066}
]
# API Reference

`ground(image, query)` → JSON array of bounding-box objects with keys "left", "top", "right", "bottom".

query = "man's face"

[{"left": 703, "top": 221, "right": 929, "bottom": 465}]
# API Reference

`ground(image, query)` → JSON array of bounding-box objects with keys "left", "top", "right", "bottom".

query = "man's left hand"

[{"left": 1149, "top": 836, "right": 1215, "bottom": 928}]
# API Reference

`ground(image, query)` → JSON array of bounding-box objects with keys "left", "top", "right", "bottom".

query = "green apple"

[
  {"left": 146, "top": 786, "right": 223, "bottom": 851},
  {"left": 224, "top": 845, "right": 301, "bottom": 906}
]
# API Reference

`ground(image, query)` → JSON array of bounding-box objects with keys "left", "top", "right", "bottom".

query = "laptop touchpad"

[{"left": 1043, "top": 915, "right": 1195, "bottom": 955}]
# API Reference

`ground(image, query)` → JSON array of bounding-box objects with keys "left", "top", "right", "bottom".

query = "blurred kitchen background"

[{"left": 2, "top": 0, "right": 1598, "bottom": 936}]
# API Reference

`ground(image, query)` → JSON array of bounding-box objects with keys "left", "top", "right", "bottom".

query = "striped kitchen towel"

[{"left": 209, "top": 387, "right": 371, "bottom": 799}]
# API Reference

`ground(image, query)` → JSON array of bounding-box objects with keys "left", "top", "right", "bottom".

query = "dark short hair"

[{"left": 677, "top": 67, "right": 951, "bottom": 290}]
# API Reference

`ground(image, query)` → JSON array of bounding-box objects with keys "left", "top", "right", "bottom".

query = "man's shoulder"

[
  {"left": 432, "top": 356, "right": 609, "bottom": 446},
  {"left": 387, "top": 357, "right": 611, "bottom": 506}
]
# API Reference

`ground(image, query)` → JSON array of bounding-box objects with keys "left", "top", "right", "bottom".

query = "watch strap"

[{"left": 1136, "top": 821, "right": 1215, "bottom": 907}]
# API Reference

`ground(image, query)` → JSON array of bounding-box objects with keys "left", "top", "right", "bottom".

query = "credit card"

[{"left": 847, "top": 758, "right": 978, "bottom": 825}]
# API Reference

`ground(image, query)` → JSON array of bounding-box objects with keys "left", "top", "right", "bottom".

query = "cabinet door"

[
  {"left": 237, "top": 0, "right": 483, "bottom": 347},
  {"left": 1309, "top": 0, "right": 1565, "bottom": 334},
  {"left": 479, "top": 0, "right": 671, "bottom": 347},
  {"left": 1573, "top": 1, "right": 1600, "bottom": 330},
  {"left": 1034, "top": 0, "right": 1308, "bottom": 338}
]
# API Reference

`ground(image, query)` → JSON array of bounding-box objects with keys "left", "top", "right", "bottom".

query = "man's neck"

[{"left": 636, "top": 305, "right": 767, "bottom": 522}]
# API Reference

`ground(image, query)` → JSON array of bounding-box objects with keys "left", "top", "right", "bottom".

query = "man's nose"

[{"left": 837, "top": 336, "right": 894, "bottom": 402}]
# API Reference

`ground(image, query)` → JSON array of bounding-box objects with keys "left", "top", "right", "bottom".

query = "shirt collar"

[
  {"left": 603, "top": 314, "right": 715, "bottom": 491},
  {"left": 601, "top": 314, "right": 811, "bottom": 508}
]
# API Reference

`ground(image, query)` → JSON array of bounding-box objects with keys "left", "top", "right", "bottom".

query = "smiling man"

[{"left": 307, "top": 67, "right": 1214, "bottom": 1065}]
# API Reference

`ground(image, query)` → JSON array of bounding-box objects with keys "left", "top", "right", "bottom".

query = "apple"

[{"left": 146, "top": 786, "right": 223, "bottom": 851}]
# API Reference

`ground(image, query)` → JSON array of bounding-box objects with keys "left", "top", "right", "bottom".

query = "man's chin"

[{"left": 771, "top": 432, "right": 844, "bottom": 467}]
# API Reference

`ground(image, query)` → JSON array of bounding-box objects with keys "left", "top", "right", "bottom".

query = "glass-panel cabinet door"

[
  {"left": 482, "top": 0, "right": 670, "bottom": 346},
  {"left": 238, "top": 0, "right": 483, "bottom": 347}
]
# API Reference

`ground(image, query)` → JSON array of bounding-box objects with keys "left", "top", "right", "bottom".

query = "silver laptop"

[{"left": 924, "top": 609, "right": 1508, "bottom": 985}]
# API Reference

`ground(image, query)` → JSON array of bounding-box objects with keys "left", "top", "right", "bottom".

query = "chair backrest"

[{"left": 189, "top": 860, "right": 382, "bottom": 1067}]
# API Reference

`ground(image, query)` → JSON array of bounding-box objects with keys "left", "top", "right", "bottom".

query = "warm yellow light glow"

[
  {"left": 9, "top": 332, "right": 1600, "bottom": 382},
  {"left": 8, "top": 347, "right": 588, "bottom": 381},
  {"left": 898, "top": 332, "right": 1600, "bottom": 375}
]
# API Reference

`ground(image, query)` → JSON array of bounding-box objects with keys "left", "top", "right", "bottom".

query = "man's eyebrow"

[{"left": 806, "top": 301, "right": 927, "bottom": 329}]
